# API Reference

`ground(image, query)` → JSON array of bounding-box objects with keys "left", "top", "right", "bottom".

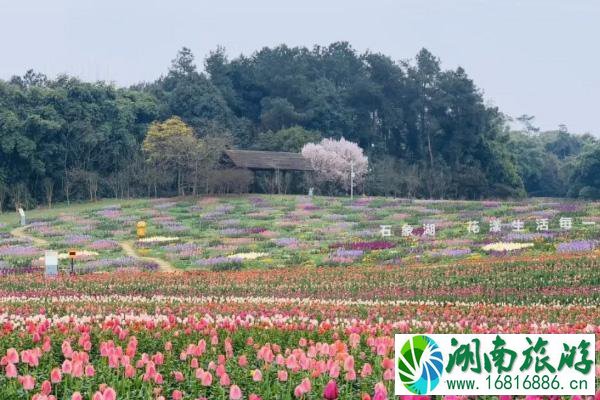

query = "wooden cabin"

[{"left": 222, "top": 150, "right": 314, "bottom": 193}]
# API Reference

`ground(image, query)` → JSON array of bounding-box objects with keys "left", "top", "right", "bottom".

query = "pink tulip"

[
  {"left": 172, "top": 390, "right": 183, "bottom": 400},
  {"left": 71, "top": 393, "right": 82, "bottom": 400},
  {"left": 383, "top": 368, "right": 394, "bottom": 380},
  {"left": 85, "top": 364, "right": 95, "bottom": 377},
  {"left": 103, "top": 388, "right": 116, "bottom": 400},
  {"left": 252, "top": 368, "right": 263, "bottom": 382},
  {"left": 72, "top": 361, "right": 84, "bottom": 377},
  {"left": 19, "top": 374, "right": 35, "bottom": 390},
  {"left": 50, "top": 367, "right": 62, "bottom": 383},
  {"left": 220, "top": 372, "right": 231, "bottom": 386},
  {"left": 201, "top": 371, "right": 213, "bottom": 386},
  {"left": 277, "top": 369, "right": 288, "bottom": 382},
  {"left": 238, "top": 355, "right": 248, "bottom": 367},
  {"left": 294, "top": 377, "right": 312, "bottom": 398},
  {"left": 323, "top": 380, "right": 339, "bottom": 400},
  {"left": 125, "top": 364, "right": 136, "bottom": 378},
  {"left": 62, "top": 359, "right": 72, "bottom": 374},
  {"left": 6, "top": 348, "right": 19, "bottom": 364},
  {"left": 41, "top": 379, "right": 52, "bottom": 395},
  {"left": 5, "top": 363, "right": 17, "bottom": 378},
  {"left": 229, "top": 385, "right": 242, "bottom": 400},
  {"left": 174, "top": 371, "right": 185, "bottom": 381},
  {"left": 361, "top": 363, "right": 372, "bottom": 377}
]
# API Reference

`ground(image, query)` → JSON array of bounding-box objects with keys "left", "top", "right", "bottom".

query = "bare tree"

[
  {"left": 42, "top": 178, "right": 54, "bottom": 208},
  {"left": 0, "top": 179, "right": 6, "bottom": 213}
]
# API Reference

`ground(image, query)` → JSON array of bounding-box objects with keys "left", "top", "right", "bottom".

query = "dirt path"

[
  {"left": 9, "top": 225, "right": 49, "bottom": 247},
  {"left": 119, "top": 241, "right": 178, "bottom": 273},
  {"left": 9, "top": 225, "right": 177, "bottom": 273}
]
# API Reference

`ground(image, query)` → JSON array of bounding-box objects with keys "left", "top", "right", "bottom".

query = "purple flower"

[
  {"left": 64, "top": 234, "right": 93, "bottom": 245},
  {"left": 89, "top": 240, "right": 120, "bottom": 250},
  {"left": 331, "top": 241, "right": 395, "bottom": 251},
  {"left": 162, "top": 243, "right": 201, "bottom": 258},
  {"left": 556, "top": 203, "right": 581, "bottom": 213},
  {"left": 503, "top": 232, "right": 554, "bottom": 241},
  {"left": 220, "top": 228, "right": 245, "bottom": 236},
  {"left": 246, "top": 227, "right": 266, "bottom": 234},
  {"left": 79, "top": 256, "right": 153, "bottom": 272},
  {"left": 334, "top": 248, "right": 364, "bottom": 258},
  {"left": 557, "top": 240, "right": 596, "bottom": 253},
  {"left": 430, "top": 248, "right": 472, "bottom": 257},
  {"left": 274, "top": 237, "right": 299, "bottom": 248},
  {"left": 96, "top": 209, "right": 122, "bottom": 219},
  {"left": 195, "top": 256, "right": 242, "bottom": 266},
  {"left": 0, "top": 245, "right": 40, "bottom": 257}
]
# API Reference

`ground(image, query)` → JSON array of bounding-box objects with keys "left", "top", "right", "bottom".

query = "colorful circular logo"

[{"left": 397, "top": 335, "right": 444, "bottom": 394}]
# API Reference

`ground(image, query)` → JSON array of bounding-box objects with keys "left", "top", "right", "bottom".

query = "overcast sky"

[{"left": 1, "top": 0, "right": 598, "bottom": 136}]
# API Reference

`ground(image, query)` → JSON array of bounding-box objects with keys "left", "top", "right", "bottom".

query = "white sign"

[
  {"left": 18, "top": 208, "right": 25, "bottom": 217},
  {"left": 395, "top": 334, "right": 595, "bottom": 396},
  {"left": 44, "top": 250, "right": 58, "bottom": 277}
]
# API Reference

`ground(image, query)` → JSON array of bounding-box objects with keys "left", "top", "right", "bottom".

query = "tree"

[
  {"left": 254, "top": 126, "right": 321, "bottom": 152},
  {"left": 516, "top": 114, "right": 540, "bottom": 135},
  {"left": 42, "top": 177, "right": 54, "bottom": 208},
  {"left": 0, "top": 175, "right": 6, "bottom": 213},
  {"left": 568, "top": 145, "right": 600, "bottom": 199},
  {"left": 143, "top": 117, "right": 201, "bottom": 196},
  {"left": 302, "top": 137, "right": 368, "bottom": 194}
]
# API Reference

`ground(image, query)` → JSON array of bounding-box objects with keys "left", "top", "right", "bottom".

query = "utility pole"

[{"left": 350, "top": 160, "right": 355, "bottom": 200}]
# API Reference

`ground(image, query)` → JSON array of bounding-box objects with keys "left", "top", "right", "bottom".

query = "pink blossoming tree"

[{"left": 302, "top": 138, "right": 368, "bottom": 193}]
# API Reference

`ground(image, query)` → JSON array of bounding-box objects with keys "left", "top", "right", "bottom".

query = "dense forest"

[{"left": 0, "top": 43, "right": 598, "bottom": 210}]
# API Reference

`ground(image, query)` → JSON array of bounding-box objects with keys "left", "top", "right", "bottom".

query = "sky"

[{"left": 1, "top": 0, "right": 599, "bottom": 136}]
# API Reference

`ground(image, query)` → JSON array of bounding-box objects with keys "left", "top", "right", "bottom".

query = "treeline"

[{"left": 0, "top": 43, "right": 598, "bottom": 210}]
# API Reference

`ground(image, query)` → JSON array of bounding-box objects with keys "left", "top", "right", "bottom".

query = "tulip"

[
  {"left": 5, "top": 363, "right": 17, "bottom": 378},
  {"left": 252, "top": 368, "right": 263, "bottom": 382},
  {"left": 19, "top": 374, "right": 35, "bottom": 390},
  {"left": 229, "top": 385, "right": 242, "bottom": 400},
  {"left": 103, "top": 388, "right": 117, "bottom": 400},
  {"left": 41, "top": 379, "right": 52, "bottom": 395},
  {"left": 277, "top": 369, "right": 288, "bottom": 382},
  {"left": 172, "top": 390, "right": 183, "bottom": 400},
  {"left": 50, "top": 367, "right": 62, "bottom": 383},
  {"left": 323, "top": 380, "right": 339, "bottom": 400}
]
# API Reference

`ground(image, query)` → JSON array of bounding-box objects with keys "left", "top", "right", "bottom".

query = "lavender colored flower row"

[
  {"left": 429, "top": 248, "right": 472, "bottom": 257},
  {"left": 195, "top": 256, "right": 242, "bottom": 266},
  {"left": 330, "top": 241, "right": 395, "bottom": 251},
  {"left": 556, "top": 240, "right": 596, "bottom": 253},
  {"left": 274, "top": 237, "right": 299, "bottom": 248},
  {"left": 64, "top": 234, "right": 93, "bottom": 245},
  {"left": 89, "top": 240, "right": 120, "bottom": 250},
  {"left": 0, "top": 245, "right": 40, "bottom": 257},
  {"left": 334, "top": 248, "right": 364, "bottom": 258},
  {"left": 79, "top": 257, "right": 157, "bottom": 272}
]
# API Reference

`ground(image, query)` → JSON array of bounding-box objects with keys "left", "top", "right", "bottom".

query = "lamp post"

[{"left": 350, "top": 160, "right": 355, "bottom": 200}]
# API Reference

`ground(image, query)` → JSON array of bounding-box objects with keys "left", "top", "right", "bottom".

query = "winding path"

[
  {"left": 119, "top": 241, "right": 178, "bottom": 273},
  {"left": 9, "top": 225, "right": 177, "bottom": 273},
  {"left": 9, "top": 225, "right": 49, "bottom": 247}
]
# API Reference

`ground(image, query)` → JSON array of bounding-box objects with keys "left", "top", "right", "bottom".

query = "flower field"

[
  {"left": 1, "top": 196, "right": 599, "bottom": 273},
  {"left": 0, "top": 195, "right": 598, "bottom": 398}
]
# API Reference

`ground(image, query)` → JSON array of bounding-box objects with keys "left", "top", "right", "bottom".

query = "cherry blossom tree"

[{"left": 302, "top": 138, "right": 368, "bottom": 193}]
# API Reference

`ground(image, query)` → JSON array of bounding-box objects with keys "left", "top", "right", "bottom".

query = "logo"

[{"left": 397, "top": 335, "right": 444, "bottom": 394}]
